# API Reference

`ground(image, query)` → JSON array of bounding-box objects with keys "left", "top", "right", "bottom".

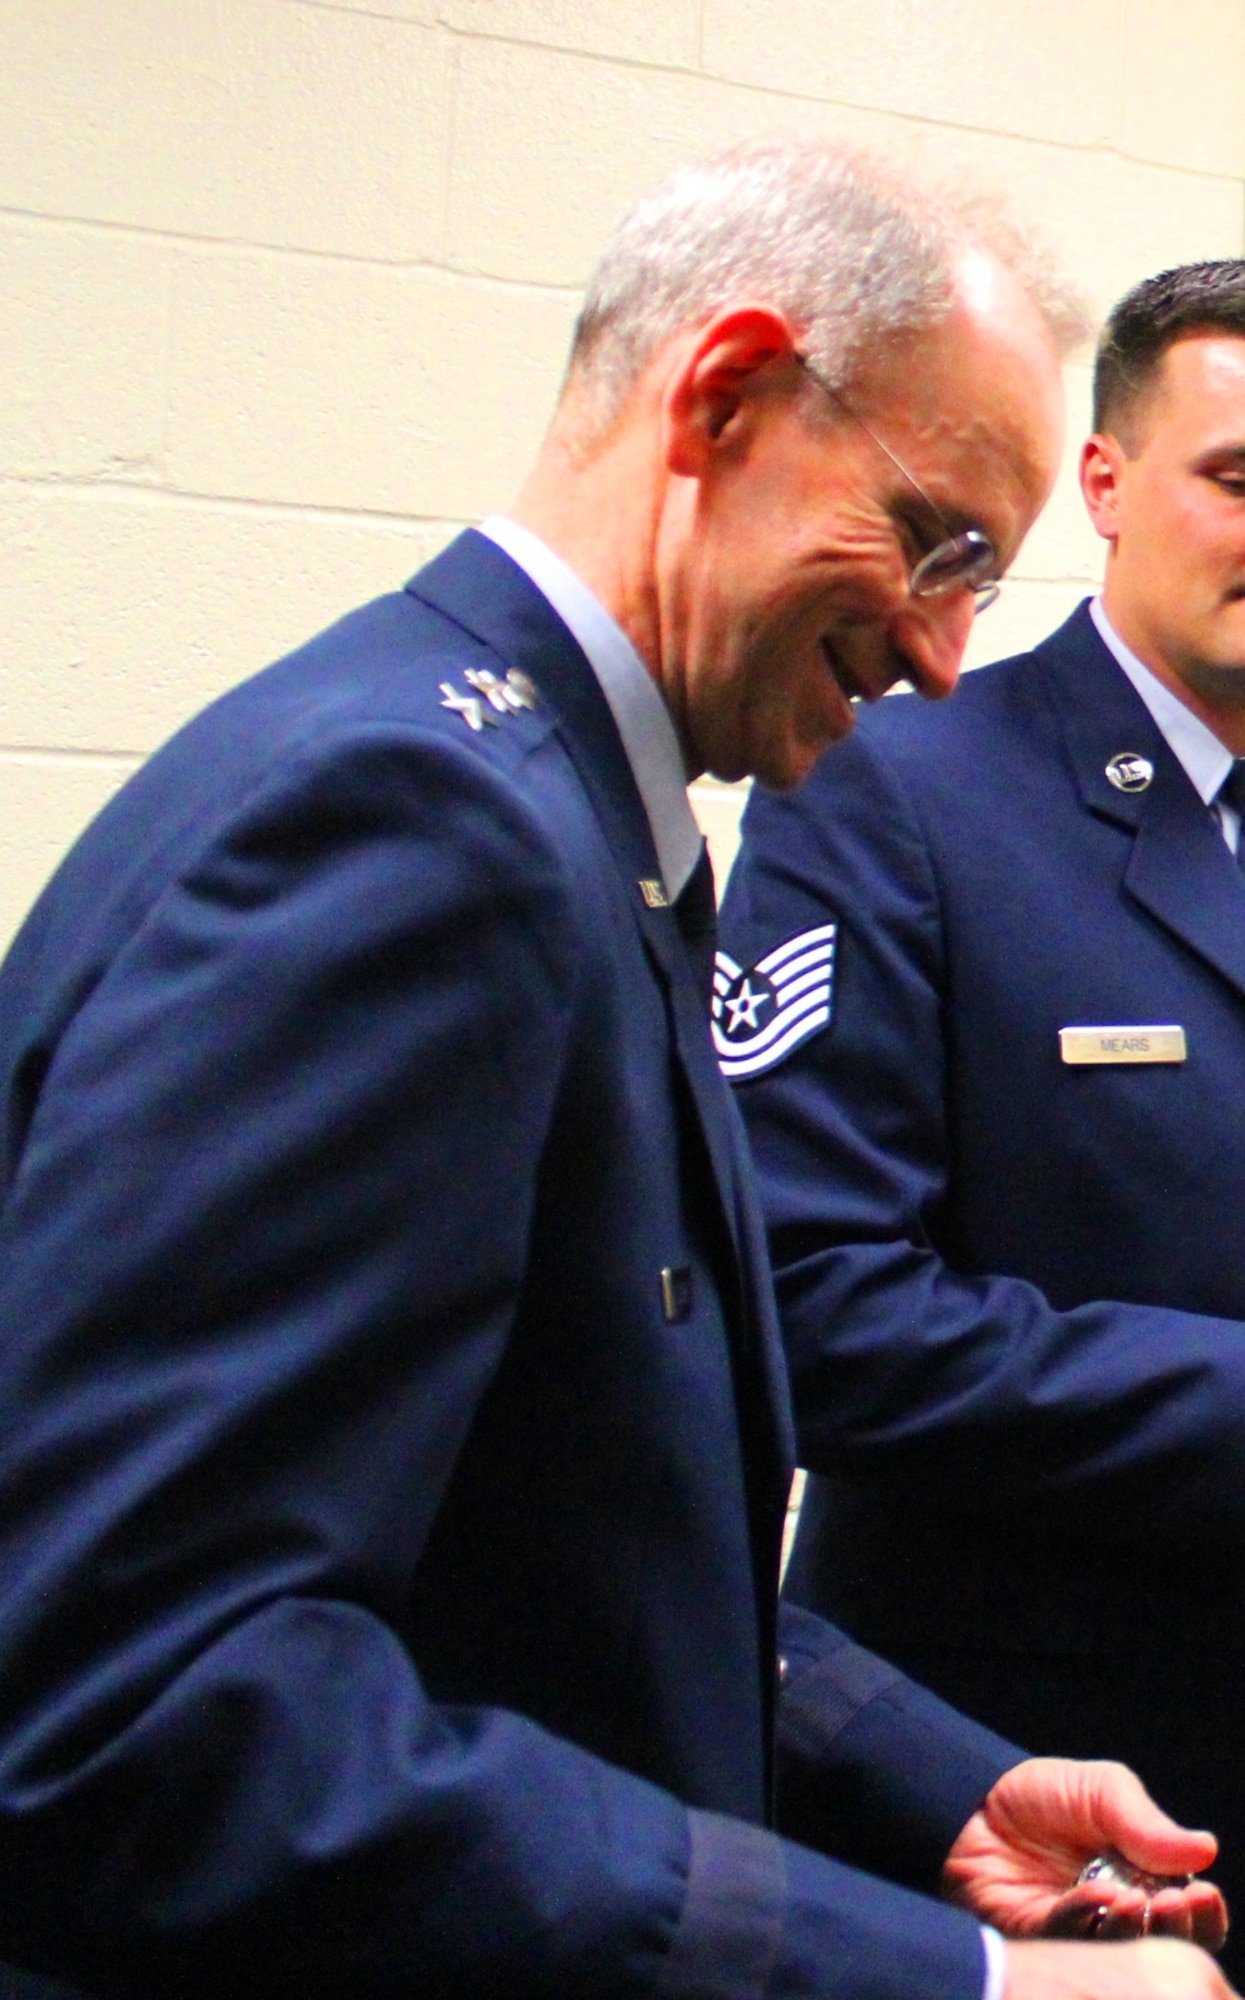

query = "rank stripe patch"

[
  {"left": 722, "top": 1000, "right": 832, "bottom": 1077},
  {"left": 712, "top": 923, "right": 837, "bottom": 1079}
]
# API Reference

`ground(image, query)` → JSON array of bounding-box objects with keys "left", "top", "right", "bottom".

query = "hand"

[
  {"left": 942, "top": 1758, "right": 1227, "bottom": 1951},
  {"left": 1003, "top": 1936, "right": 1239, "bottom": 1999}
]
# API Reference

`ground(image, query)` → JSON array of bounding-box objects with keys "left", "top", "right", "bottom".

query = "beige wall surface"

[{"left": 3, "top": 0, "right": 1245, "bottom": 942}]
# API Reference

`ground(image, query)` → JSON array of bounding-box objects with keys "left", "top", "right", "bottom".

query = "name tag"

[{"left": 1059, "top": 1025, "right": 1187, "bottom": 1066}]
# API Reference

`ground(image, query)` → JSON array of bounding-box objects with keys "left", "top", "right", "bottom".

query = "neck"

[
  {"left": 510, "top": 396, "right": 666, "bottom": 683},
  {"left": 1101, "top": 588, "right": 1245, "bottom": 756}
]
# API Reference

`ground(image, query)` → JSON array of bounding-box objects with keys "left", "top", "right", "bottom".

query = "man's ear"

[
  {"left": 663, "top": 305, "right": 800, "bottom": 476},
  {"left": 1080, "top": 433, "right": 1126, "bottom": 544}
]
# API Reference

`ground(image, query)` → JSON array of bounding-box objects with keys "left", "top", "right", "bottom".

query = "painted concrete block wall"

[{"left": 3, "top": 0, "right": 1245, "bottom": 945}]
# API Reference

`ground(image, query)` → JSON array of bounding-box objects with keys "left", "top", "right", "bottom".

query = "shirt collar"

[
  {"left": 479, "top": 516, "right": 703, "bottom": 897},
  {"left": 1090, "top": 596, "right": 1233, "bottom": 806}
]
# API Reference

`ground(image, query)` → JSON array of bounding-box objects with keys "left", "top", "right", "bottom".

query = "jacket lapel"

[
  {"left": 407, "top": 535, "right": 745, "bottom": 1236},
  {"left": 1041, "top": 604, "right": 1245, "bottom": 1002},
  {"left": 408, "top": 532, "right": 794, "bottom": 1521},
  {"left": 411, "top": 541, "right": 785, "bottom": 1303}
]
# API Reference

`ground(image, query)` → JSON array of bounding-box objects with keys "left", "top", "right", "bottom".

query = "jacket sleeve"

[
  {"left": 721, "top": 731, "right": 1245, "bottom": 1543},
  {"left": 0, "top": 727, "right": 992, "bottom": 2000},
  {"left": 668, "top": 1599, "right": 1016, "bottom": 2000},
  {"left": 774, "top": 1605, "right": 1021, "bottom": 1887}
]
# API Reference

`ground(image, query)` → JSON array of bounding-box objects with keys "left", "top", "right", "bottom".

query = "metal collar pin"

[{"left": 1105, "top": 753, "right": 1154, "bottom": 793}]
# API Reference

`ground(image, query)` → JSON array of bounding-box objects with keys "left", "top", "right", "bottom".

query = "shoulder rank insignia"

[
  {"left": 712, "top": 924, "right": 837, "bottom": 1079},
  {"left": 440, "top": 668, "right": 539, "bottom": 732}
]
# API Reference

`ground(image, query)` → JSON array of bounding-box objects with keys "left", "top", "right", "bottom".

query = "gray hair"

[{"left": 569, "top": 139, "right": 1088, "bottom": 431}]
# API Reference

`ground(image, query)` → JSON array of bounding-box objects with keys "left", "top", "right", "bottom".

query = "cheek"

[
  {"left": 1143, "top": 486, "right": 1241, "bottom": 574},
  {"left": 1166, "top": 523, "right": 1245, "bottom": 600}
]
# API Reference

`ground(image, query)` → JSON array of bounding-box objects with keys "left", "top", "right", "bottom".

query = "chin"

[
  {"left": 754, "top": 728, "right": 848, "bottom": 792},
  {"left": 1184, "top": 657, "right": 1245, "bottom": 707}
]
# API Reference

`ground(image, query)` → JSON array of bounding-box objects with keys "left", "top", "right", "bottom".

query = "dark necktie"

[
  {"left": 1217, "top": 760, "right": 1245, "bottom": 869},
  {"left": 675, "top": 842, "right": 718, "bottom": 1007}
]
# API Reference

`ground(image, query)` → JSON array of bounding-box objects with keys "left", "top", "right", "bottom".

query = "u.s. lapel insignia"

[
  {"left": 440, "top": 668, "right": 540, "bottom": 732},
  {"left": 712, "top": 924, "right": 837, "bottom": 1078},
  {"left": 1105, "top": 752, "right": 1153, "bottom": 793},
  {"left": 638, "top": 878, "right": 669, "bottom": 909},
  {"left": 464, "top": 667, "right": 540, "bottom": 713}
]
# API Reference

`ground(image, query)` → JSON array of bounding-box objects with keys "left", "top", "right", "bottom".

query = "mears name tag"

[{"left": 1058, "top": 1025, "right": 1187, "bottom": 1066}]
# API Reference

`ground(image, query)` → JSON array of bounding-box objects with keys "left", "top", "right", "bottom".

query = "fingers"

[
  {"left": 1190, "top": 1885, "right": 1230, "bottom": 1956},
  {"left": 1088, "top": 1763, "right": 1219, "bottom": 1878},
  {"left": 940, "top": 1758, "right": 1227, "bottom": 1954},
  {"left": 1042, "top": 1884, "right": 1150, "bottom": 1939},
  {"left": 1041, "top": 1880, "right": 1229, "bottom": 1954},
  {"left": 1149, "top": 1883, "right": 1230, "bottom": 1955}
]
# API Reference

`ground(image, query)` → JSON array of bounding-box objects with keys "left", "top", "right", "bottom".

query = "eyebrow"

[{"left": 933, "top": 501, "right": 985, "bottom": 536}]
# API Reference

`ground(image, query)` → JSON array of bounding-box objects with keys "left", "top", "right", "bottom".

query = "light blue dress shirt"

[
  {"left": 479, "top": 515, "right": 704, "bottom": 900},
  {"left": 1091, "top": 597, "right": 1238, "bottom": 848}
]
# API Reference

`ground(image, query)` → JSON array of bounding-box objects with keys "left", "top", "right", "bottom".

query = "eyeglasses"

[{"left": 797, "top": 355, "right": 1001, "bottom": 614}]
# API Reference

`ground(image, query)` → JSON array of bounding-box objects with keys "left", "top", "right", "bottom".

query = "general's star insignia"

[
  {"left": 441, "top": 669, "right": 540, "bottom": 732},
  {"left": 464, "top": 667, "right": 540, "bottom": 713},
  {"left": 712, "top": 924, "right": 837, "bottom": 1078},
  {"left": 440, "top": 682, "right": 497, "bottom": 732}
]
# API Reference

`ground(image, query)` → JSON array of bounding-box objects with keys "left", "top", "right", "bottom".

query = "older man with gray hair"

[{"left": 0, "top": 140, "right": 1230, "bottom": 2000}]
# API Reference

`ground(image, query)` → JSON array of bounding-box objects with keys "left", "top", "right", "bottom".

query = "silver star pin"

[
  {"left": 439, "top": 682, "right": 498, "bottom": 732},
  {"left": 464, "top": 668, "right": 540, "bottom": 714},
  {"left": 464, "top": 669, "right": 516, "bottom": 714}
]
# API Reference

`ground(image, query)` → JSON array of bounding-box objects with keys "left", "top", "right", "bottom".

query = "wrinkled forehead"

[
  {"left": 847, "top": 305, "right": 1064, "bottom": 552},
  {"left": 855, "top": 267, "right": 1061, "bottom": 437}
]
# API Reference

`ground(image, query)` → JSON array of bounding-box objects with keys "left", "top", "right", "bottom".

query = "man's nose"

[{"left": 887, "top": 591, "right": 976, "bottom": 702}]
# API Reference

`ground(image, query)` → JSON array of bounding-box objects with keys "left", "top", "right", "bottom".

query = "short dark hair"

[{"left": 1094, "top": 260, "right": 1245, "bottom": 443}]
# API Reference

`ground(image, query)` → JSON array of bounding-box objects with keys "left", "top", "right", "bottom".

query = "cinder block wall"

[{"left": 4, "top": 0, "right": 1245, "bottom": 942}]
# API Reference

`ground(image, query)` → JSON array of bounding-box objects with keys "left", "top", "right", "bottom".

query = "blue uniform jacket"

[
  {"left": 0, "top": 532, "right": 1011, "bottom": 1997},
  {"left": 720, "top": 601, "right": 1245, "bottom": 1927}
]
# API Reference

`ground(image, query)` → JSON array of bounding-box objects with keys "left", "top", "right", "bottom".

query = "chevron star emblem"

[{"left": 711, "top": 924, "right": 837, "bottom": 1079}]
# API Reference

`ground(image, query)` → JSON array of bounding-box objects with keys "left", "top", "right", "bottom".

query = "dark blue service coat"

[
  {"left": 0, "top": 532, "right": 1011, "bottom": 1998},
  {"left": 721, "top": 600, "right": 1245, "bottom": 1950}
]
